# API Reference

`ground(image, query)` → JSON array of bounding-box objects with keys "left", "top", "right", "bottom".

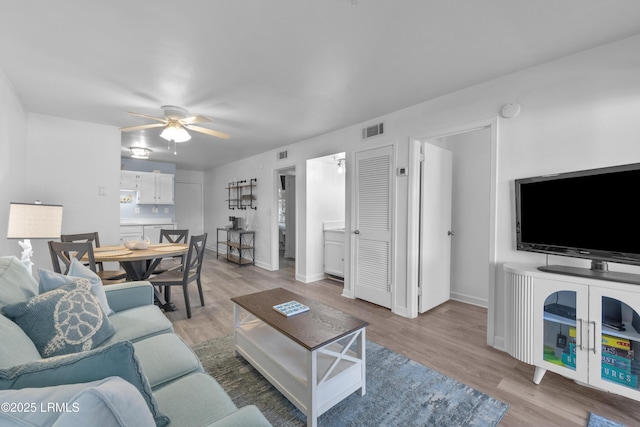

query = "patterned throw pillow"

[{"left": 1, "top": 279, "right": 116, "bottom": 358}]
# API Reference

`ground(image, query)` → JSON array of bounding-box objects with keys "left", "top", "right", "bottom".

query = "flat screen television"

[{"left": 515, "top": 162, "right": 640, "bottom": 284}]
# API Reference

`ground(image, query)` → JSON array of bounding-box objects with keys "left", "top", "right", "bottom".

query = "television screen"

[{"left": 515, "top": 163, "right": 640, "bottom": 266}]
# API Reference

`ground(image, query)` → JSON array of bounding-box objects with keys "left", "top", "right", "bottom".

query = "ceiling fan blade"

[
  {"left": 120, "top": 123, "right": 166, "bottom": 132},
  {"left": 185, "top": 124, "right": 231, "bottom": 140},
  {"left": 179, "top": 115, "right": 211, "bottom": 125},
  {"left": 127, "top": 112, "right": 167, "bottom": 123}
]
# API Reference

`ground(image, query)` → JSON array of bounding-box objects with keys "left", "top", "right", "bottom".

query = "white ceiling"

[{"left": 2, "top": 1, "right": 640, "bottom": 171}]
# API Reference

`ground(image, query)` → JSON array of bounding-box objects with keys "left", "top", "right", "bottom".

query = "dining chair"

[
  {"left": 149, "top": 233, "right": 207, "bottom": 318},
  {"left": 153, "top": 229, "right": 189, "bottom": 274},
  {"left": 49, "top": 241, "right": 98, "bottom": 275},
  {"left": 60, "top": 232, "right": 127, "bottom": 283}
]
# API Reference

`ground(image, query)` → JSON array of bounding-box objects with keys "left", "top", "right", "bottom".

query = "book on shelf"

[
  {"left": 602, "top": 353, "right": 634, "bottom": 372},
  {"left": 602, "top": 365, "right": 638, "bottom": 388},
  {"left": 273, "top": 300, "right": 309, "bottom": 317},
  {"left": 602, "top": 334, "right": 631, "bottom": 351},
  {"left": 561, "top": 349, "right": 577, "bottom": 368},
  {"left": 602, "top": 345, "right": 634, "bottom": 360}
]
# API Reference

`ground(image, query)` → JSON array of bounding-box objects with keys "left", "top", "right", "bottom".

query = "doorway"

[
  {"left": 306, "top": 152, "right": 346, "bottom": 282},
  {"left": 275, "top": 167, "right": 296, "bottom": 272},
  {"left": 426, "top": 127, "right": 492, "bottom": 307},
  {"left": 408, "top": 118, "right": 497, "bottom": 328}
]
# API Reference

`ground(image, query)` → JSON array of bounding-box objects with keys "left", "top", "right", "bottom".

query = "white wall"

[
  {"left": 204, "top": 34, "right": 640, "bottom": 350},
  {"left": 306, "top": 154, "right": 346, "bottom": 281},
  {"left": 25, "top": 114, "right": 121, "bottom": 270},
  {"left": 4, "top": 33, "right": 639, "bottom": 351},
  {"left": 204, "top": 134, "right": 356, "bottom": 276},
  {"left": 0, "top": 67, "right": 29, "bottom": 259}
]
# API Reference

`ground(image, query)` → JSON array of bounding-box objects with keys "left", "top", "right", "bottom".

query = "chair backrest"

[
  {"left": 181, "top": 233, "right": 207, "bottom": 282},
  {"left": 60, "top": 232, "right": 104, "bottom": 271},
  {"left": 160, "top": 229, "right": 189, "bottom": 244},
  {"left": 49, "top": 241, "right": 97, "bottom": 275},
  {"left": 61, "top": 232, "right": 101, "bottom": 246}
]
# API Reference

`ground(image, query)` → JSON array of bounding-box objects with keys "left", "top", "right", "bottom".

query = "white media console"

[{"left": 505, "top": 263, "right": 640, "bottom": 402}]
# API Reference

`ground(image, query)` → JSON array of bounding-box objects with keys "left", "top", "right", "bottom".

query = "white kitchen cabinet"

[
  {"left": 119, "top": 225, "right": 144, "bottom": 243},
  {"left": 324, "top": 229, "right": 345, "bottom": 278},
  {"left": 506, "top": 263, "right": 640, "bottom": 402},
  {"left": 137, "top": 172, "right": 174, "bottom": 205},
  {"left": 120, "top": 171, "right": 139, "bottom": 191},
  {"left": 143, "top": 223, "right": 177, "bottom": 244}
]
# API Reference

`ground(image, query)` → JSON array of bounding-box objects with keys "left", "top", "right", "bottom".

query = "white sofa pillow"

[{"left": 0, "top": 376, "right": 155, "bottom": 427}]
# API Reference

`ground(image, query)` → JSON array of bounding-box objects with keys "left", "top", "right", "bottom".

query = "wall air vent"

[
  {"left": 362, "top": 122, "right": 384, "bottom": 140},
  {"left": 278, "top": 150, "right": 288, "bottom": 160}
]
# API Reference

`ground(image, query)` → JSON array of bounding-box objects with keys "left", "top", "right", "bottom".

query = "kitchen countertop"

[{"left": 120, "top": 218, "right": 175, "bottom": 226}]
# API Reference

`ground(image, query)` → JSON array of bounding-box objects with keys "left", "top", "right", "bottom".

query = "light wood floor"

[{"left": 166, "top": 252, "right": 640, "bottom": 426}]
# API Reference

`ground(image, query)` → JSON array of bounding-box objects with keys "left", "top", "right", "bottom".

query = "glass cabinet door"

[
  {"left": 542, "top": 291, "right": 578, "bottom": 371},
  {"left": 591, "top": 291, "right": 640, "bottom": 394},
  {"left": 534, "top": 277, "right": 589, "bottom": 383}
]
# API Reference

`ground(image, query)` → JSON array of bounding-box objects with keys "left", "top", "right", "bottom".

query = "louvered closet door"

[{"left": 353, "top": 145, "right": 393, "bottom": 308}]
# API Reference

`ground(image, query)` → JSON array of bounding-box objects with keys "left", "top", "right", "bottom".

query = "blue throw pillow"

[
  {"left": 0, "top": 341, "right": 169, "bottom": 427},
  {"left": 1, "top": 280, "right": 115, "bottom": 358},
  {"left": 39, "top": 258, "right": 114, "bottom": 316}
]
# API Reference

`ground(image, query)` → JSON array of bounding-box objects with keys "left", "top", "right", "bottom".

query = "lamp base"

[{"left": 18, "top": 239, "right": 34, "bottom": 274}]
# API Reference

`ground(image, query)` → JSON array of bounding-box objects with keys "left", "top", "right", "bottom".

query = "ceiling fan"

[{"left": 120, "top": 105, "right": 230, "bottom": 142}]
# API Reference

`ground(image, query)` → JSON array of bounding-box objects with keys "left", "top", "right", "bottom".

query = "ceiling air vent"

[
  {"left": 278, "top": 150, "right": 288, "bottom": 160},
  {"left": 362, "top": 122, "right": 384, "bottom": 140}
]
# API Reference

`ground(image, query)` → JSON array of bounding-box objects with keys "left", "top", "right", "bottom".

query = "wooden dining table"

[{"left": 93, "top": 243, "right": 189, "bottom": 311}]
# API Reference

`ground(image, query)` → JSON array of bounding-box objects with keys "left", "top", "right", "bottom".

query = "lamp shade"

[
  {"left": 160, "top": 123, "right": 191, "bottom": 143},
  {"left": 7, "top": 203, "right": 63, "bottom": 239}
]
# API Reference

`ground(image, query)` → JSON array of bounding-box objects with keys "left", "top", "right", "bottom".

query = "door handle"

[
  {"left": 576, "top": 318, "right": 584, "bottom": 351},
  {"left": 354, "top": 230, "right": 360, "bottom": 234}
]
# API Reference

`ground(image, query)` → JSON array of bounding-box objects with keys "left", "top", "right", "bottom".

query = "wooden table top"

[
  {"left": 231, "top": 287, "right": 368, "bottom": 351},
  {"left": 92, "top": 243, "right": 188, "bottom": 262}
]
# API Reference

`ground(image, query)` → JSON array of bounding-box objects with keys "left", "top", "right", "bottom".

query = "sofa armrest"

[
  {"left": 207, "top": 406, "right": 272, "bottom": 427},
  {"left": 104, "top": 281, "right": 154, "bottom": 312}
]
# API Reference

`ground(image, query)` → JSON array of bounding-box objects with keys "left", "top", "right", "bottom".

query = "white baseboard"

[
  {"left": 450, "top": 291, "right": 488, "bottom": 308},
  {"left": 492, "top": 336, "right": 506, "bottom": 353},
  {"left": 295, "top": 272, "right": 326, "bottom": 283}
]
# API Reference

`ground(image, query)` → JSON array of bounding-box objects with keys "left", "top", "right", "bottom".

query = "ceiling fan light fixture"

[
  {"left": 130, "top": 146, "right": 152, "bottom": 159},
  {"left": 160, "top": 122, "right": 191, "bottom": 143}
]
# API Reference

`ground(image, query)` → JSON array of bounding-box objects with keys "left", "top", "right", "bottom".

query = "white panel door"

[
  {"left": 419, "top": 142, "right": 453, "bottom": 313},
  {"left": 175, "top": 182, "right": 203, "bottom": 236},
  {"left": 353, "top": 145, "right": 393, "bottom": 308}
]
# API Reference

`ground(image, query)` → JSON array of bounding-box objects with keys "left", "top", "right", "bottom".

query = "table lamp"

[{"left": 7, "top": 202, "right": 63, "bottom": 273}]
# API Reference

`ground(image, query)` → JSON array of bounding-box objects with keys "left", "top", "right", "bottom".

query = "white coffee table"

[{"left": 231, "top": 288, "right": 368, "bottom": 427}]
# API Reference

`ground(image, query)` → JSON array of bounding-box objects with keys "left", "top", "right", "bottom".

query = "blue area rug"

[
  {"left": 587, "top": 413, "right": 627, "bottom": 427},
  {"left": 193, "top": 335, "right": 509, "bottom": 426}
]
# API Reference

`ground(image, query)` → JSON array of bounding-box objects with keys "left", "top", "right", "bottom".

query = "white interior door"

[
  {"left": 353, "top": 145, "right": 393, "bottom": 308},
  {"left": 419, "top": 142, "right": 453, "bottom": 313},
  {"left": 175, "top": 182, "right": 203, "bottom": 236}
]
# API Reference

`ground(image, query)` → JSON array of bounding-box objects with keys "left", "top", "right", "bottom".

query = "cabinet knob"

[{"left": 354, "top": 230, "right": 360, "bottom": 234}]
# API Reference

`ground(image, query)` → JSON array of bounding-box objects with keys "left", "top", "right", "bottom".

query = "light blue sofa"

[{"left": 0, "top": 256, "right": 271, "bottom": 426}]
